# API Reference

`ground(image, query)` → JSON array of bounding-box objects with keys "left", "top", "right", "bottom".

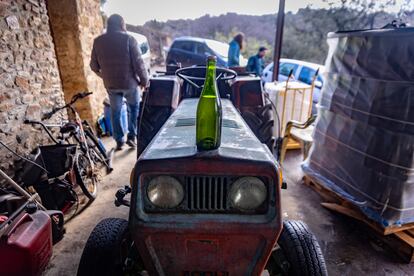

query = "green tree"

[
  {"left": 322, "top": 0, "right": 402, "bottom": 29},
  {"left": 138, "top": 4, "right": 414, "bottom": 66}
]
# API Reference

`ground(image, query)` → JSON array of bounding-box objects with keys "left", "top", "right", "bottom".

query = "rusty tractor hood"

[
  {"left": 131, "top": 99, "right": 281, "bottom": 275},
  {"left": 139, "top": 98, "right": 274, "bottom": 163}
]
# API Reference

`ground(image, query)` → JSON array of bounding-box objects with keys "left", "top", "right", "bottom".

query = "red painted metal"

[
  {"left": 230, "top": 76, "right": 264, "bottom": 111},
  {"left": 131, "top": 93, "right": 281, "bottom": 274},
  {"left": 146, "top": 76, "right": 181, "bottom": 108},
  {"left": 131, "top": 155, "right": 282, "bottom": 275},
  {"left": 0, "top": 210, "right": 52, "bottom": 276}
]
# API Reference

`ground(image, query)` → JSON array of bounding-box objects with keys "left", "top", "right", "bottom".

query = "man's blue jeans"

[{"left": 107, "top": 87, "right": 140, "bottom": 143}]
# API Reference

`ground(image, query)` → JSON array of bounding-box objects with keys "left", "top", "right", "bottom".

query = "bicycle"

[
  {"left": 42, "top": 92, "right": 113, "bottom": 174},
  {"left": 1, "top": 138, "right": 81, "bottom": 220},
  {"left": 25, "top": 92, "right": 114, "bottom": 199}
]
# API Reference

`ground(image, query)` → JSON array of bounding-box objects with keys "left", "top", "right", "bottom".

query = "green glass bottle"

[{"left": 196, "top": 56, "right": 222, "bottom": 151}]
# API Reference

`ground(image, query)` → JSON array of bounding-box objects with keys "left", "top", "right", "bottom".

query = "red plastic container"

[{"left": 0, "top": 210, "right": 53, "bottom": 276}]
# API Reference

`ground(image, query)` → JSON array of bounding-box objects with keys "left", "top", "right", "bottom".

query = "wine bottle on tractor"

[{"left": 196, "top": 56, "right": 222, "bottom": 151}]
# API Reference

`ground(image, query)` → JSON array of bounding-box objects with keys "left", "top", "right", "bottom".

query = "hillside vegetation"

[{"left": 130, "top": 6, "right": 414, "bottom": 65}]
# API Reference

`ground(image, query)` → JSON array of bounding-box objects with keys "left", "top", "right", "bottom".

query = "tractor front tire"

[
  {"left": 77, "top": 218, "right": 140, "bottom": 276},
  {"left": 266, "top": 220, "right": 328, "bottom": 276}
]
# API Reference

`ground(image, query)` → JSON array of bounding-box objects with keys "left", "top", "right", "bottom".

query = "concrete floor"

[
  {"left": 281, "top": 152, "right": 414, "bottom": 276},
  {"left": 43, "top": 148, "right": 414, "bottom": 276}
]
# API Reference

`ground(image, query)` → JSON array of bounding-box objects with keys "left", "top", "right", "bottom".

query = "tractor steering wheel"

[{"left": 176, "top": 66, "right": 237, "bottom": 89}]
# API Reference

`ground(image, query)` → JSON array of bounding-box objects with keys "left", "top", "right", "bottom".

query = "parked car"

[
  {"left": 262, "top": 58, "right": 325, "bottom": 105},
  {"left": 127, "top": 31, "right": 151, "bottom": 74},
  {"left": 166, "top": 36, "right": 247, "bottom": 67}
]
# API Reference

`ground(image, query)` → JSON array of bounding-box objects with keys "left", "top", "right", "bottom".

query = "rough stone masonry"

[
  {"left": 48, "top": 0, "right": 106, "bottom": 124},
  {"left": 0, "top": 0, "right": 105, "bottom": 182},
  {"left": 0, "top": 0, "right": 65, "bottom": 181}
]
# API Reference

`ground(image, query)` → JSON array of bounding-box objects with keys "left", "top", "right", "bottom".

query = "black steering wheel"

[{"left": 176, "top": 66, "right": 237, "bottom": 89}]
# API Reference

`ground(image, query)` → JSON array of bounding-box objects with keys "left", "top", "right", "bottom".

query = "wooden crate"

[{"left": 303, "top": 174, "right": 414, "bottom": 263}]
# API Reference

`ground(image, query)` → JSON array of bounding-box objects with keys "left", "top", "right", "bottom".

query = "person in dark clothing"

[
  {"left": 90, "top": 14, "right": 149, "bottom": 151},
  {"left": 227, "top": 33, "right": 244, "bottom": 67},
  {"left": 246, "top": 46, "right": 268, "bottom": 76}
]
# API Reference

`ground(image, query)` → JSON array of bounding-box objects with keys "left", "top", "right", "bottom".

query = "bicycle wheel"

[
  {"left": 61, "top": 183, "right": 79, "bottom": 221},
  {"left": 75, "top": 152, "right": 98, "bottom": 199},
  {"left": 84, "top": 123, "right": 108, "bottom": 160}
]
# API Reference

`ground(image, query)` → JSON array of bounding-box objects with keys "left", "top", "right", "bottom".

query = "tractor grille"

[
  {"left": 183, "top": 272, "right": 229, "bottom": 276},
  {"left": 186, "top": 176, "right": 230, "bottom": 211}
]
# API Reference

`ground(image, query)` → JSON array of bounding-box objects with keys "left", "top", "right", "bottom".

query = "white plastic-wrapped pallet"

[{"left": 302, "top": 26, "right": 414, "bottom": 227}]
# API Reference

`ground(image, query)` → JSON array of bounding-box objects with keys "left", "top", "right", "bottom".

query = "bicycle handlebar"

[
  {"left": 42, "top": 91, "right": 93, "bottom": 120},
  {"left": 24, "top": 119, "right": 36, "bottom": 124},
  {"left": 79, "top": 91, "right": 93, "bottom": 98},
  {"left": 42, "top": 110, "right": 56, "bottom": 120},
  {"left": 23, "top": 120, "right": 59, "bottom": 144},
  {"left": 69, "top": 91, "right": 93, "bottom": 104}
]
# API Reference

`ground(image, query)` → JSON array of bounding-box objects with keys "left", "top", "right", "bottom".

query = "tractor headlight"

[
  {"left": 147, "top": 176, "right": 184, "bottom": 208},
  {"left": 229, "top": 177, "right": 267, "bottom": 210}
]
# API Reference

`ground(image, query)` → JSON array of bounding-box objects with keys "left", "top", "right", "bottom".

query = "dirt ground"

[
  {"left": 44, "top": 140, "right": 136, "bottom": 276},
  {"left": 43, "top": 145, "right": 414, "bottom": 276}
]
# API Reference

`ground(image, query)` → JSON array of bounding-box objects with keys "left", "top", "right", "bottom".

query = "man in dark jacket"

[
  {"left": 246, "top": 46, "right": 268, "bottom": 76},
  {"left": 90, "top": 14, "right": 149, "bottom": 150}
]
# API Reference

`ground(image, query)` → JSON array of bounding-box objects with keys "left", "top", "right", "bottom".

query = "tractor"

[{"left": 77, "top": 65, "right": 327, "bottom": 275}]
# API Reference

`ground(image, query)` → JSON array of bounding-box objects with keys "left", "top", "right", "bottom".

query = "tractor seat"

[{"left": 60, "top": 122, "right": 79, "bottom": 134}]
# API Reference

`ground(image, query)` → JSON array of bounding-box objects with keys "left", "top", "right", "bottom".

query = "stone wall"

[
  {"left": 78, "top": 0, "right": 106, "bottom": 119},
  {"left": 0, "top": 0, "right": 65, "bottom": 179},
  {"left": 47, "top": 0, "right": 106, "bottom": 124}
]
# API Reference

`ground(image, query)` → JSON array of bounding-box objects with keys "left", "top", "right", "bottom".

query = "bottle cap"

[{"left": 207, "top": 55, "right": 217, "bottom": 61}]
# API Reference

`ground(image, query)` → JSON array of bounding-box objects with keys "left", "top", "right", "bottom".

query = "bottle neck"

[
  {"left": 203, "top": 60, "right": 217, "bottom": 96},
  {"left": 207, "top": 59, "right": 216, "bottom": 69}
]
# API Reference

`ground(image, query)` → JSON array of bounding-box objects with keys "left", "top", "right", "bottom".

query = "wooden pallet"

[{"left": 303, "top": 175, "right": 414, "bottom": 263}]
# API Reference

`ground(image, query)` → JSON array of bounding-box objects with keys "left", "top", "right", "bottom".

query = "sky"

[{"left": 102, "top": 0, "right": 330, "bottom": 25}]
